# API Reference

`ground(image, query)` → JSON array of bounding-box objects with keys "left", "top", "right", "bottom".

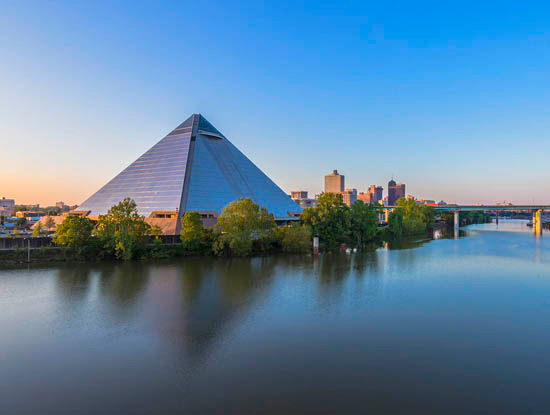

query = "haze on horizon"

[{"left": 1, "top": 1, "right": 549, "bottom": 207}]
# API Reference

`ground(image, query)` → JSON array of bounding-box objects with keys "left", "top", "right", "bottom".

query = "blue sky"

[{"left": 2, "top": 1, "right": 549, "bottom": 205}]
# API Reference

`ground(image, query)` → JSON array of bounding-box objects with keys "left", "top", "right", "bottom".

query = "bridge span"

[{"left": 381, "top": 205, "right": 550, "bottom": 237}]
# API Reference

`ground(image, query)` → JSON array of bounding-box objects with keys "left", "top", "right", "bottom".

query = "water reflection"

[
  {"left": 98, "top": 262, "right": 150, "bottom": 305},
  {"left": 3, "top": 220, "right": 550, "bottom": 414},
  {"left": 55, "top": 265, "right": 92, "bottom": 300}
]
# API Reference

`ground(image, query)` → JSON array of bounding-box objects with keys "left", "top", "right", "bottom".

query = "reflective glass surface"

[
  {"left": 185, "top": 132, "right": 300, "bottom": 218},
  {"left": 79, "top": 114, "right": 299, "bottom": 220},
  {"left": 78, "top": 132, "right": 191, "bottom": 217}
]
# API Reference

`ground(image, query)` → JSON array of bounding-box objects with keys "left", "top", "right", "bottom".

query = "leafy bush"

[
  {"left": 300, "top": 192, "right": 350, "bottom": 251},
  {"left": 276, "top": 223, "right": 312, "bottom": 253},
  {"left": 53, "top": 215, "right": 94, "bottom": 248},
  {"left": 94, "top": 198, "right": 151, "bottom": 260},
  {"left": 180, "top": 212, "right": 213, "bottom": 253},
  {"left": 213, "top": 198, "right": 276, "bottom": 256},
  {"left": 389, "top": 198, "right": 435, "bottom": 236}
]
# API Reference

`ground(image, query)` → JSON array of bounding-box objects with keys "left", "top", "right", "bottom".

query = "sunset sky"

[{"left": 2, "top": 1, "right": 550, "bottom": 206}]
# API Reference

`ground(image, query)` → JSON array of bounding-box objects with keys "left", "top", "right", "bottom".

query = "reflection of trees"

[
  {"left": 218, "top": 257, "right": 276, "bottom": 305},
  {"left": 55, "top": 265, "right": 91, "bottom": 300},
  {"left": 352, "top": 251, "right": 379, "bottom": 278},
  {"left": 98, "top": 262, "right": 149, "bottom": 307},
  {"left": 386, "top": 236, "right": 430, "bottom": 250},
  {"left": 174, "top": 257, "right": 277, "bottom": 361},
  {"left": 319, "top": 254, "right": 351, "bottom": 285}
]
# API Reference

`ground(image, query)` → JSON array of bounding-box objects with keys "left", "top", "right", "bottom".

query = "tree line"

[
  {"left": 52, "top": 197, "right": 312, "bottom": 259},
  {"left": 51, "top": 194, "right": 444, "bottom": 260}
]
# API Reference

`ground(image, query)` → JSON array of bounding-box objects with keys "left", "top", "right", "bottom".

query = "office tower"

[{"left": 324, "top": 170, "right": 344, "bottom": 194}]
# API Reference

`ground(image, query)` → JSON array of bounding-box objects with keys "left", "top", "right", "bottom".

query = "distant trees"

[
  {"left": 300, "top": 193, "right": 380, "bottom": 251},
  {"left": 32, "top": 221, "right": 43, "bottom": 237},
  {"left": 44, "top": 216, "right": 55, "bottom": 232},
  {"left": 440, "top": 211, "right": 491, "bottom": 227},
  {"left": 388, "top": 198, "right": 435, "bottom": 236},
  {"left": 15, "top": 217, "right": 27, "bottom": 227}
]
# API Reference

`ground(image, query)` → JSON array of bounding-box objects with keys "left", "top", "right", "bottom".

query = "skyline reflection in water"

[{"left": 1, "top": 220, "right": 549, "bottom": 414}]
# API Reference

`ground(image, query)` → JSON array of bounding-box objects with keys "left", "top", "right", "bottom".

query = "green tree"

[
  {"left": 53, "top": 215, "right": 94, "bottom": 247},
  {"left": 276, "top": 223, "right": 312, "bottom": 253},
  {"left": 44, "top": 216, "right": 55, "bottom": 232},
  {"left": 150, "top": 224, "right": 163, "bottom": 237},
  {"left": 180, "top": 211, "right": 212, "bottom": 252},
  {"left": 213, "top": 198, "right": 276, "bottom": 256},
  {"left": 388, "top": 210, "right": 403, "bottom": 237},
  {"left": 32, "top": 221, "right": 43, "bottom": 237},
  {"left": 95, "top": 198, "right": 151, "bottom": 260},
  {"left": 15, "top": 217, "right": 27, "bottom": 227},
  {"left": 390, "top": 198, "right": 435, "bottom": 236},
  {"left": 349, "top": 200, "right": 378, "bottom": 248},
  {"left": 180, "top": 212, "right": 204, "bottom": 244},
  {"left": 300, "top": 192, "right": 350, "bottom": 251}
]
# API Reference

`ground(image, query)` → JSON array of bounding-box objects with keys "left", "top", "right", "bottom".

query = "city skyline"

[{"left": 2, "top": 2, "right": 550, "bottom": 206}]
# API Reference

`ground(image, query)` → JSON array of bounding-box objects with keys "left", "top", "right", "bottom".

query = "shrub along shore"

[{"left": 0, "top": 194, "right": 491, "bottom": 266}]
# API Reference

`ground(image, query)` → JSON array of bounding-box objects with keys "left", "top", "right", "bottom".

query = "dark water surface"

[{"left": 1, "top": 221, "right": 550, "bottom": 414}]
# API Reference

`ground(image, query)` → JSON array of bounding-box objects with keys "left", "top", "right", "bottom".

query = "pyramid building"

[{"left": 77, "top": 114, "right": 300, "bottom": 229}]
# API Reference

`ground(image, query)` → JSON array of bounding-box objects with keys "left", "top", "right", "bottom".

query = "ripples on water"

[{"left": 1, "top": 220, "right": 549, "bottom": 414}]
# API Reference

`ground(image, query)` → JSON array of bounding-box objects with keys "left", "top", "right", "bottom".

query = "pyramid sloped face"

[
  {"left": 78, "top": 114, "right": 300, "bottom": 220},
  {"left": 78, "top": 124, "right": 193, "bottom": 217},
  {"left": 184, "top": 128, "right": 300, "bottom": 218}
]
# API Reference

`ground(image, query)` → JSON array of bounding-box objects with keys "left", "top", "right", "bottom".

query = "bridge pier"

[
  {"left": 533, "top": 209, "right": 543, "bottom": 236},
  {"left": 496, "top": 211, "right": 499, "bottom": 225},
  {"left": 384, "top": 208, "right": 389, "bottom": 224},
  {"left": 454, "top": 210, "right": 459, "bottom": 239}
]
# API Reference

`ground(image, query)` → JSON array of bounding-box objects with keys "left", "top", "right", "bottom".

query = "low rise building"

[
  {"left": 290, "top": 191, "right": 309, "bottom": 200},
  {"left": 290, "top": 190, "right": 317, "bottom": 209},
  {"left": 16, "top": 211, "right": 45, "bottom": 218}
]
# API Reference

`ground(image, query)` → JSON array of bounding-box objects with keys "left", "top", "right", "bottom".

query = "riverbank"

[{"left": 0, "top": 244, "right": 195, "bottom": 268}]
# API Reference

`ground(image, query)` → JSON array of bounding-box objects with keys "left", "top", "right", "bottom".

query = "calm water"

[{"left": 1, "top": 220, "right": 550, "bottom": 414}]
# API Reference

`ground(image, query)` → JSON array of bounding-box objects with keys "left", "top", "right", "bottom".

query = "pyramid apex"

[{"left": 167, "top": 114, "right": 224, "bottom": 138}]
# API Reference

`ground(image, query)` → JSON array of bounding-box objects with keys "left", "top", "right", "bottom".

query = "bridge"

[{"left": 381, "top": 205, "right": 550, "bottom": 237}]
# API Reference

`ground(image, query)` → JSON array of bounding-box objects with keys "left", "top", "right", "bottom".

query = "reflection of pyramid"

[{"left": 78, "top": 114, "right": 300, "bottom": 221}]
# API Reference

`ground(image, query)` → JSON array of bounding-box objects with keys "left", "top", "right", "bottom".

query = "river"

[{"left": 1, "top": 220, "right": 549, "bottom": 414}]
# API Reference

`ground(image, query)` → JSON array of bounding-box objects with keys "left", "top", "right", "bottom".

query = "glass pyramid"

[{"left": 77, "top": 114, "right": 300, "bottom": 220}]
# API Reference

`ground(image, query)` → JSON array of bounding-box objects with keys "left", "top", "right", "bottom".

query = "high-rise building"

[
  {"left": 77, "top": 114, "right": 300, "bottom": 232},
  {"left": 342, "top": 188, "right": 357, "bottom": 207},
  {"left": 357, "top": 192, "right": 370, "bottom": 203},
  {"left": 324, "top": 170, "right": 344, "bottom": 194},
  {"left": 358, "top": 185, "right": 383, "bottom": 204},
  {"left": 368, "top": 185, "right": 383, "bottom": 203},
  {"left": 388, "top": 179, "right": 406, "bottom": 205}
]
